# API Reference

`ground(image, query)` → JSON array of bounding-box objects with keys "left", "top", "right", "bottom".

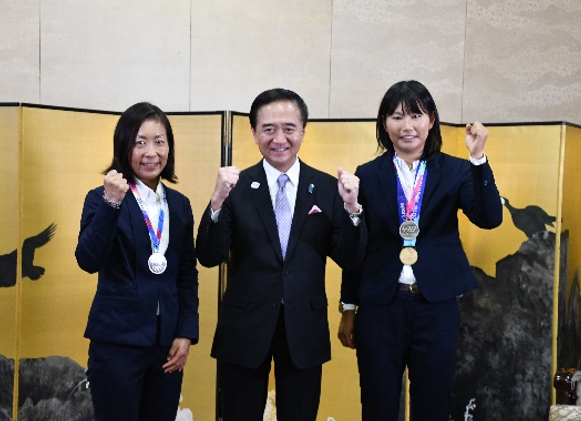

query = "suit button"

[{"left": 272, "top": 302, "right": 280, "bottom": 307}]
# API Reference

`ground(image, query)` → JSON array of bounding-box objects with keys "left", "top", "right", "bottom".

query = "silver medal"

[
  {"left": 399, "top": 221, "right": 420, "bottom": 240},
  {"left": 148, "top": 252, "right": 167, "bottom": 275}
]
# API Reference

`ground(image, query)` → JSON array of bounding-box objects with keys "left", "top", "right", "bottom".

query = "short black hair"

[
  {"left": 249, "top": 88, "right": 309, "bottom": 130},
  {"left": 103, "top": 102, "right": 177, "bottom": 184},
  {"left": 376, "top": 80, "right": 442, "bottom": 160}
]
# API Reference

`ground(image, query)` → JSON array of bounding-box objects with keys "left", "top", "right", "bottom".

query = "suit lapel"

[
  {"left": 165, "top": 186, "right": 181, "bottom": 256},
  {"left": 421, "top": 154, "right": 443, "bottom": 217},
  {"left": 284, "top": 162, "right": 314, "bottom": 261},
  {"left": 377, "top": 153, "right": 398, "bottom": 216},
  {"left": 246, "top": 163, "right": 284, "bottom": 260},
  {"left": 126, "top": 191, "right": 153, "bottom": 259}
]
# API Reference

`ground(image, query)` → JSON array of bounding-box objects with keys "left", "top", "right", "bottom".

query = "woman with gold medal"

[
  {"left": 75, "top": 102, "right": 199, "bottom": 421},
  {"left": 338, "top": 81, "right": 502, "bottom": 421}
]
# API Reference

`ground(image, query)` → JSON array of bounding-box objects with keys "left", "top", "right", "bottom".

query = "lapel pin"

[
  {"left": 308, "top": 184, "right": 314, "bottom": 194},
  {"left": 251, "top": 182, "right": 260, "bottom": 189}
]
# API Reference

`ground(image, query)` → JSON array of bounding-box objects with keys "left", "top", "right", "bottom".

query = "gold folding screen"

[
  {"left": 170, "top": 113, "right": 223, "bottom": 421},
  {"left": 1, "top": 104, "right": 580, "bottom": 421},
  {"left": 562, "top": 125, "right": 581, "bottom": 299},
  {"left": 0, "top": 105, "right": 222, "bottom": 421}
]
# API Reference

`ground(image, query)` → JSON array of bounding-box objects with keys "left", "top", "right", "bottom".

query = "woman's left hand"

[
  {"left": 465, "top": 121, "right": 489, "bottom": 159},
  {"left": 163, "top": 337, "right": 192, "bottom": 373}
]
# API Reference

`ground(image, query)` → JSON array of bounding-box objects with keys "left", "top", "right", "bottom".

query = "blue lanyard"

[{"left": 394, "top": 157, "right": 427, "bottom": 247}]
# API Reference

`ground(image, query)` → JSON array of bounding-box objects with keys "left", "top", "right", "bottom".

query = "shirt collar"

[
  {"left": 394, "top": 153, "right": 418, "bottom": 172},
  {"left": 134, "top": 178, "right": 164, "bottom": 204},
  {"left": 263, "top": 157, "right": 300, "bottom": 189}
]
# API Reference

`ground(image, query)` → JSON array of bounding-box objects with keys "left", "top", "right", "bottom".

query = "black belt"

[{"left": 397, "top": 283, "right": 420, "bottom": 295}]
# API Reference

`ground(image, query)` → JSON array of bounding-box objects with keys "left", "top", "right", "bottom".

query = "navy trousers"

[
  {"left": 218, "top": 307, "right": 322, "bottom": 421},
  {"left": 356, "top": 290, "right": 460, "bottom": 421},
  {"left": 87, "top": 338, "right": 183, "bottom": 421}
]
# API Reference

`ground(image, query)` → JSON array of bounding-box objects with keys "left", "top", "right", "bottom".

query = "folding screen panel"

[
  {"left": 168, "top": 113, "right": 224, "bottom": 421},
  {"left": 299, "top": 120, "right": 378, "bottom": 421},
  {"left": 0, "top": 105, "right": 20, "bottom": 420},
  {"left": 0, "top": 105, "right": 223, "bottom": 421},
  {"left": 450, "top": 123, "right": 577, "bottom": 421},
  {"left": 558, "top": 124, "right": 581, "bottom": 375}
]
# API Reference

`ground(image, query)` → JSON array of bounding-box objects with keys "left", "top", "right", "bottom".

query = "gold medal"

[{"left": 399, "top": 247, "right": 418, "bottom": 265}]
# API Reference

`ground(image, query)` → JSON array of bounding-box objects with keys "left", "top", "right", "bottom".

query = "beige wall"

[{"left": 1, "top": 0, "right": 579, "bottom": 124}]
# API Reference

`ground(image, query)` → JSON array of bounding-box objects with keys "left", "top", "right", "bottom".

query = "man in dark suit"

[{"left": 196, "top": 88, "right": 366, "bottom": 421}]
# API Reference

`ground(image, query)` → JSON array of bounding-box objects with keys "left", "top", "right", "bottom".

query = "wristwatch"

[
  {"left": 339, "top": 302, "right": 357, "bottom": 313},
  {"left": 345, "top": 204, "right": 363, "bottom": 221}
]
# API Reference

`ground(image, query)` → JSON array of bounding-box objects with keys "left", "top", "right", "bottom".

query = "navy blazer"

[
  {"left": 196, "top": 160, "right": 366, "bottom": 369},
  {"left": 341, "top": 152, "right": 502, "bottom": 305},
  {"left": 76, "top": 185, "right": 199, "bottom": 347}
]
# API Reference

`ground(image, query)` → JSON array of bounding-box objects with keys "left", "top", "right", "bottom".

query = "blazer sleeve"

[
  {"left": 195, "top": 201, "right": 233, "bottom": 268},
  {"left": 75, "top": 187, "right": 122, "bottom": 274},
  {"left": 338, "top": 165, "right": 368, "bottom": 305},
  {"left": 327, "top": 202, "right": 367, "bottom": 271},
  {"left": 460, "top": 161, "right": 503, "bottom": 229}
]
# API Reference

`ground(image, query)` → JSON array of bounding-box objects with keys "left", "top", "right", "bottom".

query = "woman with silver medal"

[
  {"left": 338, "top": 81, "right": 502, "bottom": 421},
  {"left": 76, "top": 102, "right": 199, "bottom": 421}
]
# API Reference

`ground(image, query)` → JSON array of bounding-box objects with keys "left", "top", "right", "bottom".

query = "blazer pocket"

[
  {"left": 222, "top": 292, "right": 250, "bottom": 309},
  {"left": 310, "top": 295, "right": 328, "bottom": 309}
]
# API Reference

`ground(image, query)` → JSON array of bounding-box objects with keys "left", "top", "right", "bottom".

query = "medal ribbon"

[
  {"left": 394, "top": 156, "right": 427, "bottom": 247},
  {"left": 128, "top": 183, "right": 166, "bottom": 253}
]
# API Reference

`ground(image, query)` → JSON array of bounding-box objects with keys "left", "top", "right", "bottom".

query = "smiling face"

[
  {"left": 384, "top": 102, "right": 434, "bottom": 162},
  {"left": 130, "top": 118, "right": 169, "bottom": 190},
  {"left": 252, "top": 100, "right": 305, "bottom": 173}
]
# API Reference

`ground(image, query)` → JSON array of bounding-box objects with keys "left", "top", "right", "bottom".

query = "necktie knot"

[{"left": 277, "top": 173, "right": 289, "bottom": 190}]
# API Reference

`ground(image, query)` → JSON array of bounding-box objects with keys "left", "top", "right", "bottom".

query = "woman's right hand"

[{"left": 103, "top": 170, "right": 129, "bottom": 204}]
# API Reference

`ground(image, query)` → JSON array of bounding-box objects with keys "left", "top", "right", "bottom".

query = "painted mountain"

[{"left": 450, "top": 231, "right": 581, "bottom": 421}]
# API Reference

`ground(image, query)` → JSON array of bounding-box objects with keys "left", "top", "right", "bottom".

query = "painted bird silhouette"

[
  {"left": 0, "top": 223, "right": 57, "bottom": 288},
  {"left": 500, "top": 197, "right": 555, "bottom": 239}
]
